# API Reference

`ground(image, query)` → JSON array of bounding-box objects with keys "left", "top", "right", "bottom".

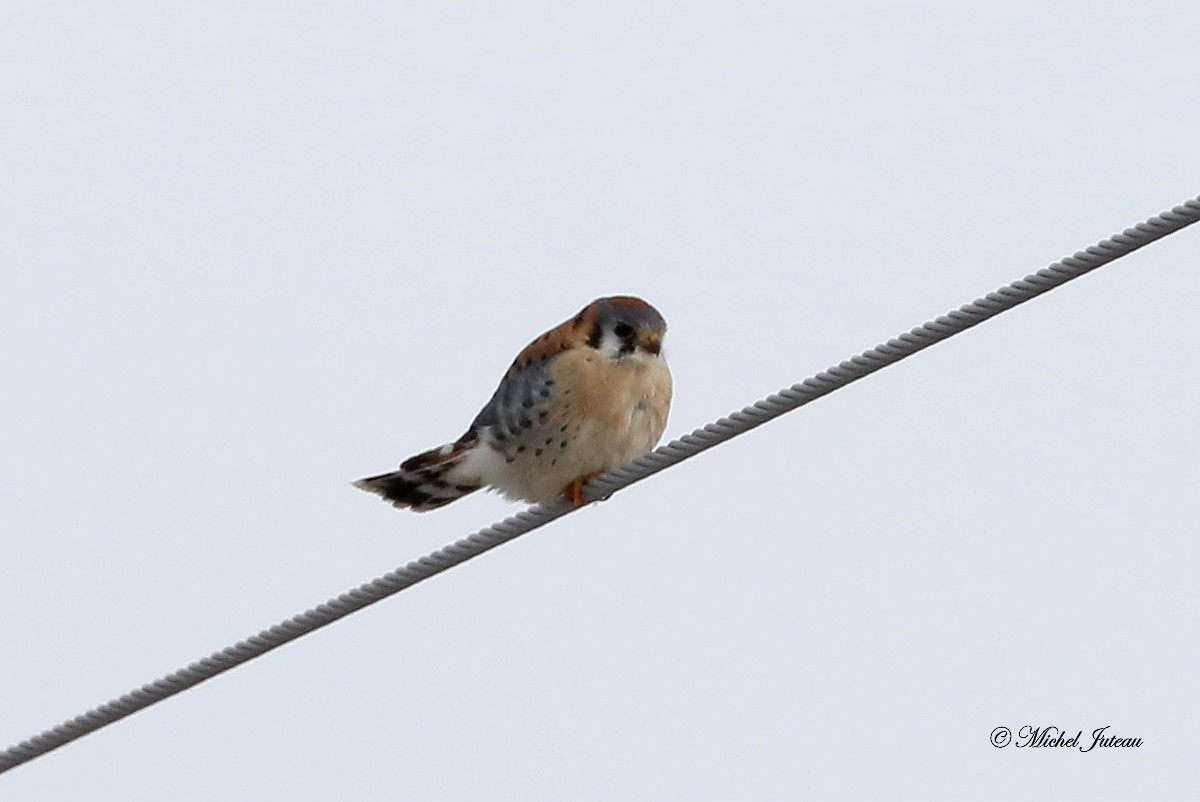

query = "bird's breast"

[{"left": 547, "top": 348, "right": 672, "bottom": 461}]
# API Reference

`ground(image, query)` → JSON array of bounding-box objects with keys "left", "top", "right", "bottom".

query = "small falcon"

[{"left": 355, "top": 296, "right": 673, "bottom": 511}]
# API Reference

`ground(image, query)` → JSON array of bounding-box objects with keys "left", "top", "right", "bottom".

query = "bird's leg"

[{"left": 562, "top": 472, "right": 602, "bottom": 507}]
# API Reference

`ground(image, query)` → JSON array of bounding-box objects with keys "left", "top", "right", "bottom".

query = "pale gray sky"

[{"left": 2, "top": 2, "right": 1198, "bottom": 798}]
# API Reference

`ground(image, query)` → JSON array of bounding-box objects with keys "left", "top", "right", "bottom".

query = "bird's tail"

[{"left": 354, "top": 438, "right": 483, "bottom": 512}]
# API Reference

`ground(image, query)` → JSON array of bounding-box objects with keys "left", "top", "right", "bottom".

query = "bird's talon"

[{"left": 563, "top": 472, "right": 603, "bottom": 507}]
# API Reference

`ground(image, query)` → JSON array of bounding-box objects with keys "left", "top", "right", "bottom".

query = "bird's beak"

[{"left": 639, "top": 332, "right": 662, "bottom": 355}]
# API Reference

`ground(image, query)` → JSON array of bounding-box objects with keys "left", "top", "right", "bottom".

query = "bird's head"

[{"left": 585, "top": 296, "right": 668, "bottom": 361}]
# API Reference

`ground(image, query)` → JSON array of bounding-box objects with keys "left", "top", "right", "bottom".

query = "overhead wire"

[{"left": 2, "top": 194, "right": 1198, "bottom": 775}]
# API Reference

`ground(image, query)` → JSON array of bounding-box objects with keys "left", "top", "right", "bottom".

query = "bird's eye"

[{"left": 613, "top": 322, "right": 634, "bottom": 339}]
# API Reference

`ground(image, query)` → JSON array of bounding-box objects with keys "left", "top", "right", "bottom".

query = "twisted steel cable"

[{"left": 3, "top": 195, "right": 1198, "bottom": 775}]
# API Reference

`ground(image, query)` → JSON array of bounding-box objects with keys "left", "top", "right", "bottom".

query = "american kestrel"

[{"left": 355, "top": 296, "right": 672, "bottom": 511}]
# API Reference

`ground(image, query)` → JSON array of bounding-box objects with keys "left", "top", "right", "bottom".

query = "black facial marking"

[{"left": 586, "top": 321, "right": 603, "bottom": 349}]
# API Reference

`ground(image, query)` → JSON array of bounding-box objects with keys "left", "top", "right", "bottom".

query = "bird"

[{"left": 354, "top": 296, "right": 673, "bottom": 512}]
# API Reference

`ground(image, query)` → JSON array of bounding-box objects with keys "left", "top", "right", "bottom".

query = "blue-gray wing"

[{"left": 465, "top": 360, "right": 558, "bottom": 445}]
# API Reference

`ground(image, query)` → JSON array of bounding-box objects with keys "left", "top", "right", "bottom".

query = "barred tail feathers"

[{"left": 354, "top": 440, "right": 483, "bottom": 512}]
